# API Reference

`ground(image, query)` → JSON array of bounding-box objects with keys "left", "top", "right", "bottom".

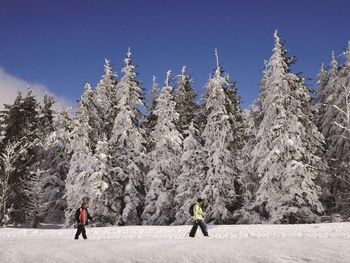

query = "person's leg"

[
  {"left": 189, "top": 221, "right": 198, "bottom": 237},
  {"left": 82, "top": 225, "right": 87, "bottom": 239},
  {"left": 74, "top": 225, "right": 82, "bottom": 239},
  {"left": 198, "top": 220, "right": 209, "bottom": 236}
]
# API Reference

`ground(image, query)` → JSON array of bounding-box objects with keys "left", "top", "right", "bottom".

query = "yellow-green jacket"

[{"left": 192, "top": 203, "right": 204, "bottom": 221}]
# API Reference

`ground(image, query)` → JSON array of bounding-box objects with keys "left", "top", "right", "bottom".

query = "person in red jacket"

[{"left": 74, "top": 201, "right": 93, "bottom": 240}]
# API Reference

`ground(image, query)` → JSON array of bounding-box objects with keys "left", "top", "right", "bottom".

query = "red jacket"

[{"left": 75, "top": 207, "right": 92, "bottom": 225}]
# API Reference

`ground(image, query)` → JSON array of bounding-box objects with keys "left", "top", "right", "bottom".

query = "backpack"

[{"left": 189, "top": 203, "right": 195, "bottom": 216}]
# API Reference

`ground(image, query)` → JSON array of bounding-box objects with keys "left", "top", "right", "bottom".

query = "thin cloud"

[{"left": 0, "top": 68, "right": 73, "bottom": 111}]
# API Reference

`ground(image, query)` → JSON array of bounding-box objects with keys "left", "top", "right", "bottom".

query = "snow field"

[{"left": 1, "top": 223, "right": 350, "bottom": 263}]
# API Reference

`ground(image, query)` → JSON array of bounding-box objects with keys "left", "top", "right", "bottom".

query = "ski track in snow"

[{"left": 0, "top": 223, "right": 349, "bottom": 263}]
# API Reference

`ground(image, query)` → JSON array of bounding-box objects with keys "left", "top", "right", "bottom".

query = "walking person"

[
  {"left": 189, "top": 198, "right": 209, "bottom": 237},
  {"left": 74, "top": 201, "right": 93, "bottom": 240}
]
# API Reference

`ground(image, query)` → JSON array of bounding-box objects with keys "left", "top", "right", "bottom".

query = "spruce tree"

[
  {"left": 201, "top": 50, "right": 245, "bottom": 224},
  {"left": 108, "top": 49, "right": 147, "bottom": 225},
  {"left": 324, "top": 43, "right": 350, "bottom": 215},
  {"left": 38, "top": 95, "right": 55, "bottom": 139},
  {"left": 23, "top": 95, "right": 58, "bottom": 227},
  {"left": 79, "top": 83, "right": 102, "bottom": 152},
  {"left": 173, "top": 66, "right": 198, "bottom": 132},
  {"left": 174, "top": 122, "right": 208, "bottom": 224},
  {"left": 65, "top": 84, "right": 93, "bottom": 226},
  {"left": 315, "top": 53, "right": 340, "bottom": 213},
  {"left": 0, "top": 89, "right": 40, "bottom": 224},
  {"left": 318, "top": 52, "right": 340, "bottom": 140},
  {"left": 249, "top": 31, "right": 326, "bottom": 223},
  {"left": 0, "top": 141, "right": 23, "bottom": 225},
  {"left": 238, "top": 105, "right": 261, "bottom": 222},
  {"left": 37, "top": 109, "right": 72, "bottom": 224},
  {"left": 144, "top": 76, "right": 159, "bottom": 144},
  {"left": 142, "top": 71, "right": 183, "bottom": 225},
  {"left": 22, "top": 169, "right": 45, "bottom": 228},
  {"left": 94, "top": 59, "right": 118, "bottom": 140},
  {"left": 86, "top": 138, "right": 111, "bottom": 225}
]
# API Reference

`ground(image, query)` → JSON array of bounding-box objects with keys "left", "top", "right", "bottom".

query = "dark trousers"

[
  {"left": 74, "top": 224, "right": 87, "bottom": 239},
  {"left": 189, "top": 220, "right": 208, "bottom": 237}
]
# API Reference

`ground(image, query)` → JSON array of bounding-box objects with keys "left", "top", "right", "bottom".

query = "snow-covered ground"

[{"left": 1, "top": 223, "right": 350, "bottom": 263}]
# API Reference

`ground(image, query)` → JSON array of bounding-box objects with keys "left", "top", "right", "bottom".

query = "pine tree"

[
  {"left": 65, "top": 85, "right": 93, "bottom": 226},
  {"left": 94, "top": 59, "right": 118, "bottom": 140},
  {"left": 38, "top": 95, "right": 55, "bottom": 139},
  {"left": 0, "top": 89, "right": 41, "bottom": 224},
  {"left": 79, "top": 83, "right": 102, "bottom": 152},
  {"left": 174, "top": 122, "right": 208, "bottom": 224},
  {"left": 324, "top": 43, "right": 350, "bottom": 215},
  {"left": 37, "top": 109, "right": 72, "bottom": 224},
  {"left": 150, "top": 76, "right": 159, "bottom": 113},
  {"left": 144, "top": 76, "right": 159, "bottom": 143},
  {"left": 173, "top": 66, "right": 198, "bottom": 132},
  {"left": 238, "top": 105, "right": 261, "bottom": 222},
  {"left": 316, "top": 63, "right": 328, "bottom": 110},
  {"left": 201, "top": 49, "right": 245, "bottom": 224},
  {"left": 22, "top": 95, "right": 58, "bottom": 227},
  {"left": 86, "top": 138, "right": 111, "bottom": 225},
  {"left": 315, "top": 53, "right": 340, "bottom": 213},
  {"left": 249, "top": 31, "right": 326, "bottom": 223},
  {"left": 0, "top": 141, "right": 24, "bottom": 225},
  {"left": 142, "top": 71, "right": 183, "bottom": 225},
  {"left": 108, "top": 48, "right": 147, "bottom": 225},
  {"left": 318, "top": 52, "right": 340, "bottom": 140},
  {"left": 22, "top": 169, "right": 45, "bottom": 228}
]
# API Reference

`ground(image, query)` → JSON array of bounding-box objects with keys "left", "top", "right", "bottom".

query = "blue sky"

[{"left": 0, "top": 0, "right": 349, "bottom": 108}]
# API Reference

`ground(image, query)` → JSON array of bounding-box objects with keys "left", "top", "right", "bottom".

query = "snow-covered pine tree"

[
  {"left": 238, "top": 105, "right": 261, "bottom": 222},
  {"left": 78, "top": 83, "right": 102, "bottom": 153},
  {"left": 0, "top": 89, "right": 41, "bottom": 224},
  {"left": 201, "top": 49, "right": 245, "bottom": 224},
  {"left": 108, "top": 49, "right": 147, "bottom": 225},
  {"left": 315, "top": 53, "right": 340, "bottom": 213},
  {"left": 316, "top": 63, "right": 328, "bottom": 124},
  {"left": 324, "top": 43, "right": 350, "bottom": 215},
  {"left": 94, "top": 59, "right": 118, "bottom": 140},
  {"left": 318, "top": 51, "right": 340, "bottom": 141},
  {"left": 142, "top": 76, "right": 160, "bottom": 189},
  {"left": 22, "top": 95, "right": 58, "bottom": 227},
  {"left": 85, "top": 138, "right": 111, "bottom": 225},
  {"left": 0, "top": 141, "right": 23, "bottom": 225},
  {"left": 65, "top": 84, "right": 94, "bottom": 226},
  {"left": 174, "top": 122, "right": 208, "bottom": 224},
  {"left": 173, "top": 66, "right": 198, "bottom": 132},
  {"left": 37, "top": 109, "right": 72, "bottom": 224},
  {"left": 38, "top": 94, "right": 55, "bottom": 139},
  {"left": 150, "top": 76, "right": 159, "bottom": 113},
  {"left": 144, "top": 76, "right": 159, "bottom": 137},
  {"left": 142, "top": 70, "right": 183, "bottom": 225},
  {"left": 249, "top": 31, "right": 326, "bottom": 224},
  {"left": 22, "top": 169, "right": 45, "bottom": 228}
]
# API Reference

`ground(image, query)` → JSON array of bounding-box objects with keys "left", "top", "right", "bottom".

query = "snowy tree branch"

[{"left": 0, "top": 141, "right": 23, "bottom": 224}]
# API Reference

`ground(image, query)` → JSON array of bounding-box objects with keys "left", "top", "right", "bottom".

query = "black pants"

[
  {"left": 189, "top": 220, "right": 208, "bottom": 237},
  {"left": 74, "top": 224, "right": 87, "bottom": 239}
]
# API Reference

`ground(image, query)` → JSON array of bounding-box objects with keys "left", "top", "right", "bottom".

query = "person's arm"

[
  {"left": 87, "top": 209, "right": 93, "bottom": 220},
  {"left": 75, "top": 209, "right": 80, "bottom": 224}
]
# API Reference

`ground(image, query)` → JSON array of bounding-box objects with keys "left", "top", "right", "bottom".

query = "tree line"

[{"left": 0, "top": 32, "right": 349, "bottom": 227}]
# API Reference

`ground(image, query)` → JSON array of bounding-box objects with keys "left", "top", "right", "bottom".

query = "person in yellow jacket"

[{"left": 189, "top": 198, "right": 209, "bottom": 237}]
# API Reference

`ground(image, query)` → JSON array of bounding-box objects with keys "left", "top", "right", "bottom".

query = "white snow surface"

[{"left": 1, "top": 223, "right": 350, "bottom": 263}]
